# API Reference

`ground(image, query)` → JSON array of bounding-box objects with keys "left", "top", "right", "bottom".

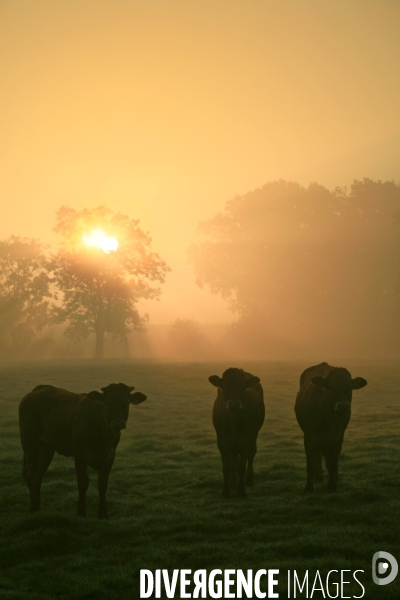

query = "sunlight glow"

[{"left": 82, "top": 230, "right": 119, "bottom": 254}]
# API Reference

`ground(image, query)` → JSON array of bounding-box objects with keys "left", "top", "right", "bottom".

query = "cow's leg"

[
  {"left": 230, "top": 454, "right": 237, "bottom": 487},
  {"left": 25, "top": 446, "right": 41, "bottom": 512},
  {"left": 325, "top": 450, "right": 339, "bottom": 493},
  {"left": 304, "top": 437, "right": 315, "bottom": 493},
  {"left": 217, "top": 436, "right": 231, "bottom": 498},
  {"left": 236, "top": 452, "right": 247, "bottom": 498},
  {"left": 74, "top": 457, "right": 89, "bottom": 517},
  {"left": 25, "top": 443, "right": 54, "bottom": 512},
  {"left": 34, "top": 444, "right": 54, "bottom": 511},
  {"left": 22, "top": 444, "right": 40, "bottom": 512},
  {"left": 245, "top": 440, "right": 257, "bottom": 486},
  {"left": 97, "top": 467, "right": 112, "bottom": 519},
  {"left": 313, "top": 450, "right": 324, "bottom": 483},
  {"left": 22, "top": 453, "right": 28, "bottom": 481},
  {"left": 220, "top": 452, "right": 232, "bottom": 498}
]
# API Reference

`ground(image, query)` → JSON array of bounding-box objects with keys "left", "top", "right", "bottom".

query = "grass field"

[{"left": 0, "top": 359, "right": 399, "bottom": 600}]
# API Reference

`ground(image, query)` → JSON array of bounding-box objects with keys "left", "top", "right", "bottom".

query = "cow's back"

[{"left": 19, "top": 385, "right": 90, "bottom": 456}]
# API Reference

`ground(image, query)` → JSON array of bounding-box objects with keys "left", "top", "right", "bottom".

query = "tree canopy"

[
  {"left": 53, "top": 205, "right": 169, "bottom": 358},
  {"left": 190, "top": 179, "right": 400, "bottom": 353},
  {"left": 166, "top": 318, "right": 208, "bottom": 359},
  {"left": 0, "top": 236, "right": 53, "bottom": 357}
]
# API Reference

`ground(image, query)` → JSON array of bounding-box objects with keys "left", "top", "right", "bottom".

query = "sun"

[{"left": 82, "top": 230, "right": 119, "bottom": 254}]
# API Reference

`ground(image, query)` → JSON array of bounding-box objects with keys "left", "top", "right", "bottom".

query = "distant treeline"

[
  {"left": 1, "top": 178, "right": 400, "bottom": 360},
  {"left": 190, "top": 178, "right": 400, "bottom": 358}
]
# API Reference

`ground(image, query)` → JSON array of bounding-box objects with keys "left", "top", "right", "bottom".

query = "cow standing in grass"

[
  {"left": 19, "top": 383, "right": 146, "bottom": 518},
  {"left": 295, "top": 362, "right": 367, "bottom": 493},
  {"left": 209, "top": 368, "right": 265, "bottom": 498}
]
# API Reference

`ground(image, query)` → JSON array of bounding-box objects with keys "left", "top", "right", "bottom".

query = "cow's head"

[
  {"left": 209, "top": 368, "right": 260, "bottom": 412},
  {"left": 311, "top": 368, "right": 367, "bottom": 411},
  {"left": 87, "top": 383, "right": 147, "bottom": 431}
]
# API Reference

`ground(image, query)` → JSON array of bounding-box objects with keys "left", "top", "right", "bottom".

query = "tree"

[
  {"left": 53, "top": 205, "right": 169, "bottom": 359},
  {"left": 166, "top": 318, "right": 208, "bottom": 359},
  {"left": 189, "top": 179, "right": 400, "bottom": 355},
  {"left": 0, "top": 236, "right": 53, "bottom": 357}
]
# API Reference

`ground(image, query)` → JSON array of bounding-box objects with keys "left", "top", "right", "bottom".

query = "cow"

[
  {"left": 295, "top": 362, "right": 367, "bottom": 493},
  {"left": 19, "top": 383, "right": 146, "bottom": 518},
  {"left": 209, "top": 368, "right": 265, "bottom": 498}
]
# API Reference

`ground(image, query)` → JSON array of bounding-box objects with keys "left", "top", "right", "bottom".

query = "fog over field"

[
  {"left": 1, "top": 1, "right": 400, "bottom": 362},
  {"left": 0, "top": 360, "right": 399, "bottom": 598}
]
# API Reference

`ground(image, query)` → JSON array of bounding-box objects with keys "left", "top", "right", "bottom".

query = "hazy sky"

[{"left": 1, "top": 0, "right": 399, "bottom": 323}]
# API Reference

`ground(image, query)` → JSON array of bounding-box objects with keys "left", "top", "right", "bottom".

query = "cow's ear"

[
  {"left": 128, "top": 386, "right": 135, "bottom": 391},
  {"left": 352, "top": 377, "right": 367, "bottom": 390},
  {"left": 209, "top": 375, "right": 223, "bottom": 387},
  {"left": 87, "top": 391, "right": 103, "bottom": 401},
  {"left": 312, "top": 376, "right": 327, "bottom": 389},
  {"left": 245, "top": 376, "right": 260, "bottom": 388},
  {"left": 130, "top": 392, "right": 147, "bottom": 405}
]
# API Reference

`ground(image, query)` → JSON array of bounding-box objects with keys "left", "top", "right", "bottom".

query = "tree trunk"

[
  {"left": 94, "top": 328, "right": 105, "bottom": 359},
  {"left": 94, "top": 293, "right": 105, "bottom": 359}
]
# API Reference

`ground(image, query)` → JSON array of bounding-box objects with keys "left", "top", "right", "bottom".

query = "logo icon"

[{"left": 372, "top": 552, "right": 398, "bottom": 586}]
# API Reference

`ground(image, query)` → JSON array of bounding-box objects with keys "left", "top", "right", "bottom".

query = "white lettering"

[
  {"left": 193, "top": 570, "right": 207, "bottom": 599},
  {"left": 155, "top": 570, "right": 161, "bottom": 598},
  {"left": 209, "top": 569, "right": 222, "bottom": 599},
  {"left": 180, "top": 570, "right": 192, "bottom": 598},
  {"left": 254, "top": 569, "right": 267, "bottom": 599},
  {"left": 162, "top": 570, "right": 179, "bottom": 599},
  {"left": 224, "top": 570, "right": 235, "bottom": 598},
  {"left": 310, "top": 571, "right": 325, "bottom": 598},
  {"left": 294, "top": 571, "right": 308, "bottom": 598},
  {"left": 237, "top": 570, "right": 253, "bottom": 598},
  {"left": 341, "top": 570, "right": 351, "bottom": 598},
  {"left": 140, "top": 570, "right": 153, "bottom": 599},
  {"left": 352, "top": 570, "right": 365, "bottom": 599},
  {"left": 326, "top": 570, "right": 339, "bottom": 599},
  {"left": 268, "top": 569, "right": 279, "bottom": 599}
]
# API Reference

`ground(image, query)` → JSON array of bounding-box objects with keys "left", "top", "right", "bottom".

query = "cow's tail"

[{"left": 22, "top": 454, "right": 28, "bottom": 481}]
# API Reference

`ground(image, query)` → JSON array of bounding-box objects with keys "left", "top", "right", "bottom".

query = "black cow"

[
  {"left": 209, "top": 368, "right": 265, "bottom": 498},
  {"left": 295, "top": 362, "right": 367, "bottom": 493},
  {"left": 19, "top": 383, "right": 146, "bottom": 518}
]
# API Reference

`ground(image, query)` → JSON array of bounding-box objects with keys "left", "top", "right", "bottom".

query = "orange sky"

[{"left": 1, "top": 0, "right": 400, "bottom": 323}]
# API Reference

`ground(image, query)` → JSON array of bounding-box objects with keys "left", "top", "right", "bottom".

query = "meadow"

[{"left": 0, "top": 359, "right": 399, "bottom": 600}]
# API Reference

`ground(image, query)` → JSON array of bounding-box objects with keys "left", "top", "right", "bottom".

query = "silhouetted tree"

[
  {"left": 53, "top": 206, "right": 169, "bottom": 359},
  {"left": 190, "top": 179, "right": 400, "bottom": 352},
  {"left": 0, "top": 236, "right": 53, "bottom": 356},
  {"left": 166, "top": 318, "right": 208, "bottom": 359}
]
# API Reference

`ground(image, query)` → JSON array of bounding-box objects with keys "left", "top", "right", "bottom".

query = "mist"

[
  {"left": 5, "top": 178, "right": 400, "bottom": 362},
  {"left": 1, "top": 1, "right": 400, "bottom": 362}
]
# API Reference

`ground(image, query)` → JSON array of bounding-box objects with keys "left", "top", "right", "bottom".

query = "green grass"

[{"left": 0, "top": 360, "right": 399, "bottom": 599}]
